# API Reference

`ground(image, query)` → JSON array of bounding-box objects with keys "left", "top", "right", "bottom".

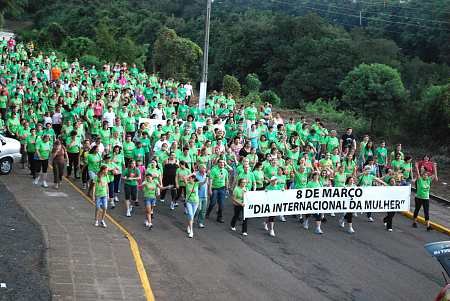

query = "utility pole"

[
  {"left": 359, "top": 10, "right": 362, "bottom": 26},
  {"left": 199, "top": 0, "right": 212, "bottom": 110}
]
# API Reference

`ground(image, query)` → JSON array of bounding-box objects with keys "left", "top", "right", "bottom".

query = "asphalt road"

[
  {"left": 99, "top": 184, "right": 449, "bottom": 301},
  {"left": 0, "top": 182, "right": 50, "bottom": 301}
]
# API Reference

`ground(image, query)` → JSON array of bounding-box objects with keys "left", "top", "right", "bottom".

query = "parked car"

[
  {"left": 425, "top": 241, "right": 450, "bottom": 301},
  {"left": 0, "top": 134, "right": 21, "bottom": 175}
]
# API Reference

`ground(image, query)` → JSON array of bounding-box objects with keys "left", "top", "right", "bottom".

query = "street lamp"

[{"left": 198, "top": 0, "right": 212, "bottom": 109}]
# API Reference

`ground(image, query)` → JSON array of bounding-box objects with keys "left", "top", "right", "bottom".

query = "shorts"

[
  {"left": 88, "top": 171, "right": 97, "bottom": 181},
  {"left": 144, "top": 198, "right": 156, "bottom": 207},
  {"left": 96, "top": 196, "right": 108, "bottom": 209},
  {"left": 124, "top": 184, "right": 137, "bottom": 201}
]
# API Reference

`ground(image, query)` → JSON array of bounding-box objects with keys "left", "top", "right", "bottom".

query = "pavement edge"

[
  {"left": 63, "top": 177, "right": 156, "bottom": 301},
  {"left": 402, "top": 211, "right": 450, "bottom": 236}
]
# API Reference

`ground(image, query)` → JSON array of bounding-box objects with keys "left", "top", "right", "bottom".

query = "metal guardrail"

[{"left": 411, "top": 187, "right": 450, "bottom": 204}]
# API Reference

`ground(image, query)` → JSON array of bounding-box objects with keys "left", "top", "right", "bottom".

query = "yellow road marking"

[
  {"left": 63, "top": 177, "right": 155, "bottom": 301},
  {"left": 402, "top": 211, "right": 450, "bottom": 236}
]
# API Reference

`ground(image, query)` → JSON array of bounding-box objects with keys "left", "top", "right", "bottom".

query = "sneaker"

[
  {"left": 384, "top": 222, "right": 387, "bottom": 227},
  {"left": 145, "top": 220, "right": 149, "bottom": 227},
  {"left": 338, "top": 218, "right": 345, "bottom": 228},
  {"left": 148, "top": 223, "right": 153, "bottom": 230},
  {"left": 55, "top": 183, "right": 60, "bottom": 189},
  {"left": 101, "top": 220, "right": 107, "bottom": 228},
  {"left": 303, "top": 219, "right": 309, "bottom": 230},
  {"left": 42, "top": 181, "right": 48, "bottom": 188},
  {"left": 368, "top": 217, "right": 374, "bottom": 222},
  {"left": 427, "top": 226, "right": 432, "bottom": 231},
  {"left": 188, "top": 231, "right": 194, "bottom": 238},
  {"left": 314, "top": 228, "right": 323, "bottom": 235},
  {"left": 110, "top": 202, "right": 115, "bottom": 209},
  {"left": 82, "top": 183, "right": 87, "bottom": 190},
  {"left": 187, "top": 226, "right": 191, "bottom": 234},
  {"left": 126, "top": 209, "right": 131, "bottom": 217},
  {"left": 412, "top": 222, "right": 418, "bottom": 228},
  {"left": 387, "top": 228, "right": 393, "bottom": 232},
  {"left": 33, "top": 178, "right": 39, "bottom": 185},
  {"left": 134, "top": 201, "right": 139, "bottom": 207},
  {"left": 269, "top": 229, "right": 276, "bottom": 237},
  {"left": 160, "top": 198, "right": 165, "bottom": 203},
  {"left": 198, "top": 223, "right": 205, "bottom": 228},
  {"left": 114, "top": 196, "right": 119, "bottom": 203},
  {"left": 174, "top": 202, "right": 179, "bottom": 207},
  {"left": 348, "top": 227, "right": 355, "bottom": 234},
  {"left": 242, "top": 232, "right": 248, "bottom": 236},
  {"left": 230, "top": 227, "right": 236, "bottom": 231},
  {"left": 217, "top": 218, "right": 224, "bottom": 223},
  {"left": 94, "top": 220, "right": 99, "bottom": 227},
  {"left": 263, "top": 222, "right": 269, "bottom": 231},
  {"left": 330, "top": 213, "right": 336, "bottom": 217},
  {"left": 280, "top": 216, "right": 287, "bottom": 222},
  {"left": 170, "top": 202, "right": 175, "bottom": 210}
]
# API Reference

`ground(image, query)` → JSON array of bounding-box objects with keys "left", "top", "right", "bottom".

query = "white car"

[{"left": 0, "top": 134, "right": 21, "bottom": 175}]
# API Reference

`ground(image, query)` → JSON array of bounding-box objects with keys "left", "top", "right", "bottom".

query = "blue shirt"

[{"left": 195, "top": 172, "right": 208, "bottom": 198}]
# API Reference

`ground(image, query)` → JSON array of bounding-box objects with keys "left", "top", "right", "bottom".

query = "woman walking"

[
  {"left": 123, "top": 160, "right": 141, "bottom": 217},
  {"left": 230, "top": 178, "right": 248, "bottom": 236},
  {"left": 185, "top": 174, "right": 200, "bottom": 238},
  {"left": 92, "top": 165, "right": 109, "bottom": 228},
  {"left": 33, "top": 134, "right": 52, "bottom": 188},
  {"left": 412, "top": 167, "right": 438, "bottom": 231},
  {"left": 51, "top": 140, "right": 68, "bottom": 189}
]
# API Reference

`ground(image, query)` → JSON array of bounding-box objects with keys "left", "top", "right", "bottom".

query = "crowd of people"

[{"left": 0, "top": 37, "right": 439, "bottom": 238}]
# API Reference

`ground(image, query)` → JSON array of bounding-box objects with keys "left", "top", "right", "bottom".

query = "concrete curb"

[{"left": 402, "top": 211, "right": 450, "bottom": 236}]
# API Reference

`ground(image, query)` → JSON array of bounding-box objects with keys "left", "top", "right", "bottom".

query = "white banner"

[{"left": 243, "top": 186, "right": 411, "bottom": 219}]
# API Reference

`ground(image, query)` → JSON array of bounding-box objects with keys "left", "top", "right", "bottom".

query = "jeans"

[
  {"left": 186, "top": 202, "right": 199, "bottom": 221},
  {"left": 231, "top": 205, "right": 247, "bottom": 233},
  {"left": 413, "top": 197, "right": 430, "bottom": 221},
  {"left": 197, "top": 197, "right": 208, "bottom": 224},
  {"left": 207, "top": 187, "right": 226, "bottom": 219}
]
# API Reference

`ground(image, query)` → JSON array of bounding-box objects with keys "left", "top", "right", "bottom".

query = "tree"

[
  {"left": 223, "top": 75, "right": 241, "bottom": 99},
  {"left": 260, "top": 90, "right": 281, "bottom": 106},
  {"left": 153, "top": 27, "right": 202, "bottom": 81},
  {"left": 339, "top": 63, "right": 406, "bottom": 132},
  {"left": 245, "top": 73, "right": 261, "bottom": 94},
  {"left": 94, "top": 20, "right": 117, "bottom": 61},
  {"left": 0, "top": 0, "right": 27, "bottom": 29},
  {"left": 61, "top": 37, "right": 95, "bottom": 60},
  {"left": 421, "top": 84, "right": 450, "bottom": 142}
]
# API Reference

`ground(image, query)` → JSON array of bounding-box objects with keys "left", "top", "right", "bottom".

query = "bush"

[
  {"left": 245, "top": 73, "right": 261, "bottom": 93},
  {"left": 222, "top": 75, "right": 241, "bottom": 99},
  {"left": 260, "top": 90, "right": 281, "bottom": 106},
  {"left": 305, "top": 98, "right": 369, "bottom": 133},
  {"left": 241, "top": 92, "right": 261, "bottom": 105},
  {"left": 79, "top": 55, "right": 105, "bottom": 69}
]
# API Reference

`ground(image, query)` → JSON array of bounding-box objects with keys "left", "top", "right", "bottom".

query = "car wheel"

[{"left": 0, "top": 158, "right": 13, "bottom": 175}]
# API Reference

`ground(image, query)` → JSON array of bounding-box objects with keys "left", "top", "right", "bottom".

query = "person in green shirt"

[
  {"left": 412, "top": 169, "right": 438, "bottom": 231},
  {"left": 92, "top": 165, "right": 109, "bottom": 228},
  {"left": 25, "top": 128, "right": 38, "bottom": 177},
  {"left": 358, "top": 166, "right": 387, "bottom": 222},
  {"left": 185, "top": 174, "right": 202, "bottom": 238},
  {"left": 303, "top": 172, "right": 324, "bottom": 235},
  {"left": 66, "top": 130, "right": 81, "bottom": 178},
  {"left": 375, "top": 141, "right": 388, "bottom": 176},
  {"left": 263, "top": 176, "right": 284, "bottom": 237},
  {"left": 206, "top": 159, "right": 229, "bottom": 223},
  {"left": 230, "top": 178, "right": 248, "bottom": 236},
  {"left": 142, "top": 173, "right": 169, "bottom": 229},
  {"left": 33, "top": 134, "right": 52, "bottom": 188},
  {"left": 174, "top": 161, "right": 191, "bottom": 210},
  {"left": 123, "top": 160, "right": 141, "bottom": 217},
  {"left": 122, "top": 135, "right": 136, "bottom": 167}
]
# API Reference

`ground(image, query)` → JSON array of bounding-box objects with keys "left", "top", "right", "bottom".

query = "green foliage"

[
  {"left": 61, "top": 37, "right": 95, "bottom": 60},
  {"left": 153, "top": 27, "right": 202, "bottom": 81},
  {"left": 79, "top": 55, "right": 104, "bottom": 69},
  {"left": 241, "top": 92, "right": 261, "bottom": 106},
  {"left": 245, "top": 73, "right": 261, "bottom": 94},
  {"left": 421, "top": 84, "right": 450, "bottom": 141},
  {"left": 260, "top": 90, "right": 281, "bottom": 106},
  {"left": 222, "top": 75, "right": 241, "bottom": 99},
  {"left": 94, "top": 20, "right": 116, "bottom": 61},
  {"left": 305, "top": 99, "right": 369, "bottom": 134},
  {"left": 339, "top": 63, "right": 406, "bottom": 131}
]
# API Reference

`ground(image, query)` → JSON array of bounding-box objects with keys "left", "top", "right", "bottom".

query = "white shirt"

[
  {"left": 44, "top": 116, "right": 52, "bottom": 125},
  {"left": 185, "top": 84, "right": 193, "bottom": 96},
  {"left": 52, "top": 112, "right": 62, "bottom": 125},
  {"left": 103, "top": 111, "right": 116, "bottom": 127},
  {"left": 152, "top": 108, "right": 164, "bottom": 120},
  {"left": 153, "top": 139, "right": 171, "bottom": 152}
]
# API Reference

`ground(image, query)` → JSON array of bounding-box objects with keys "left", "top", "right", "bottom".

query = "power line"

[
  {"left": 352, "top": 0, "right": 450, "bottom": 15},
  {"left": 269, "top": 0, "right": 450, "bottom": 32}
]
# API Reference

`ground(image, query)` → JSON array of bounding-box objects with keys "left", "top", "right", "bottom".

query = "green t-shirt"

[
  {"left": 94, "top": 176, "right": 108, "bottom": 197},
  {"left": 25, "top": 134, "right": 38, "bottom": 153},
  {"left": 0, "top": 95, "right": 7, "bottom": 109},
  {"left": 176, "top": 168, "right": 191, "bottom": 187},
  {"left": 253, "top": 170, "right": 265, "bottom": 189},
  {"left": 333, "top": 172, "right": 347, "bottom": 187},
  {"left": 186, "top": 181, "right": 199, "bottom": 203},
  {"left": 87, "top": 153, "right": 102, "bottom": 173},
  {"left": 237, "top": 170, "right": 255, "bottom": 191},
  {"left": 123, "top": 141, "right": 136, "bottom": 159},
  {"left": 210, "top": 166, "right": 229, "bottom": 189},
  {"left": 294, "top": 171, "right": 309, "bottom": 189},
  {"left": 359, "top": 174, "right": 375, "bottom": 186},
  {"left": 233, "top": 186, "right": 246, "bottom": 204},
  {"left": 66, "top": 136, "right": 81, "bottom": 153},
  {"left": 375, "top": 147, "right": 387, "bottom": 165},
  {"left": 36, "top": 140, "right": 52, "bottom": 160},
  {"left": 143, "top": 180, "right": 157, "bottom": 199},
  {"left": 416, "top": 177, "right": 431, "bottom": 199},
  {"left": 123, "top": 167, "right": 140, "bottom": 186}
]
